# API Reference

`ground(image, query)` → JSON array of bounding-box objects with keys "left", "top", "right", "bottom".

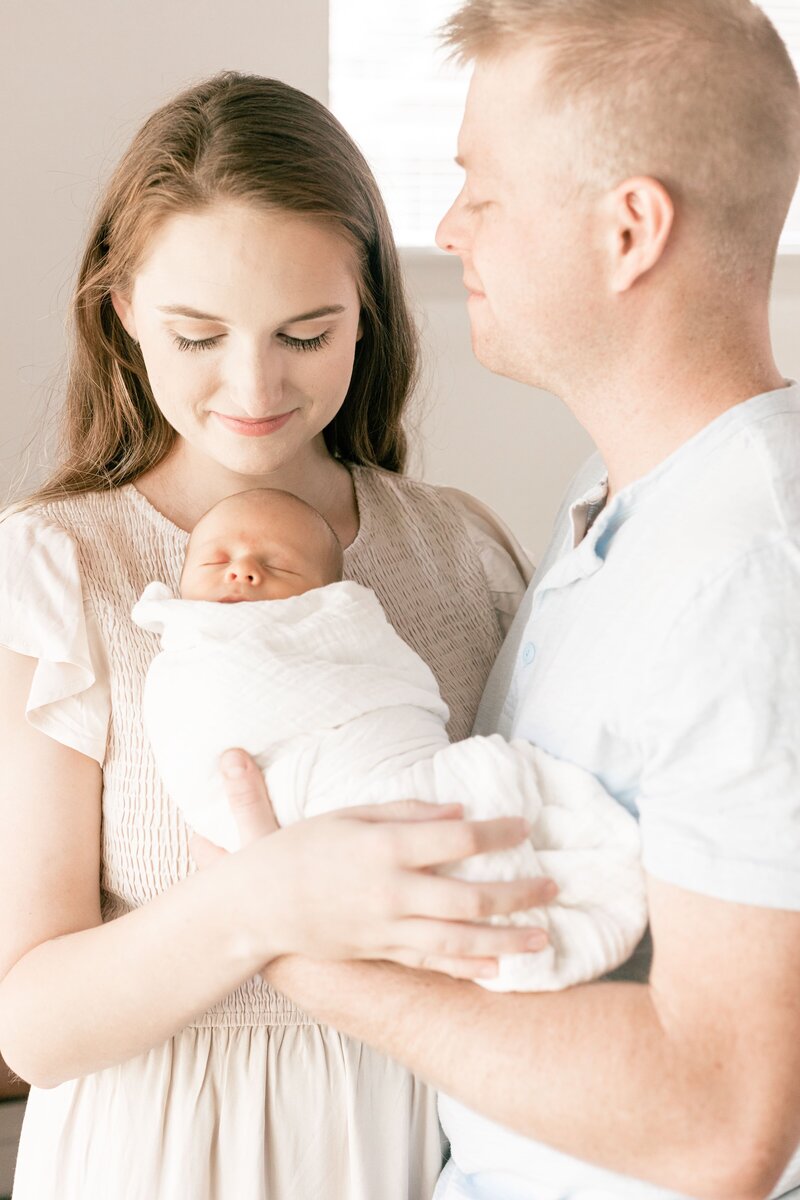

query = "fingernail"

[
  {"left": 221, "top": 749, "right": 248, "bottom": 778},
  {"left": 526, "top": 932, "right": 548, "bottom": 951},
  {"left": 476, "top": 964, "right": 498, "bottom": 978},
  {"left": 542, "top": 879, "right": 559, "bottom": 901}
]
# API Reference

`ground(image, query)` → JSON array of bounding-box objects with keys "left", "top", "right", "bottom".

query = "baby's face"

[{"left": 180, "top": 493, "right": 340, "bottom": 603}]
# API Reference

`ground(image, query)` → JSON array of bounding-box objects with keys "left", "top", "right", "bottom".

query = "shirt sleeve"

[
  {"left": 0, "top": 508, "right": 110, "bottom": 764},
  {"left": 636, "top": 537, "right": 800, "bottom": 909},
  {"left": 440, "top": 487, "right": 534, "bottom": 637}
]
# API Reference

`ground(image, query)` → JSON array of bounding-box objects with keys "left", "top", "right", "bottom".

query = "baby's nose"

[{"left": 226, "top": 557, "right": 263, "bottom": 585}]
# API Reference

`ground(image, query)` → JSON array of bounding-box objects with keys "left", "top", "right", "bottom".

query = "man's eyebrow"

[{"left": 156, "top": 303, "right": 347, "bottom": 323}]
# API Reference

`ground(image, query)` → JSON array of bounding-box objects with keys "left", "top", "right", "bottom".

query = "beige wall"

[
  {"left": 0, "top": 0, "right": 328, "bottom": 500},
  {"left": 3, "top": 4, "right": 799, "bottom": 564}
]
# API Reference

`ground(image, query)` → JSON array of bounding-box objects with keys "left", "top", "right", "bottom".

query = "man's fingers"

[
  {"left": 189, "top": 832, "right": 228, "bottom": 868},
  {"left": 220, "top": 748, "right": 279, "bottom": 843}
]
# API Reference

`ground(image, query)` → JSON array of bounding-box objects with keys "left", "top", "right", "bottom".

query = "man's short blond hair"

[{"left": 444, "top": 0, "right": 800, "bottom": 278}]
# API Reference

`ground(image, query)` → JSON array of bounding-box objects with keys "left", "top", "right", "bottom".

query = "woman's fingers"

[
  {"left": 392, "top": 916, "right": 549, "bottom": 962},
  {"left": 384, "top": 813, "right": 533, "bottom": 870},
  {"left": 189, "top": 832, "right": 228, "bottom": 868},
  {"left": 341, "top": 799, "right": 464, "bottom": 823},
  {"left": 220, "top": 748, "right": 279, "bottom": 843},
  {"left": 390, "top": 948, "right": 501, "bottom": 981},
  {"left": 404, "top": 873, "right": 557, "bottom": 922}
]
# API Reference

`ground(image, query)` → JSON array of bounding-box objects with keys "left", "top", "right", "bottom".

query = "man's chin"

[{"left": 469, "top": 330, "right": 519, "bottom": 381}]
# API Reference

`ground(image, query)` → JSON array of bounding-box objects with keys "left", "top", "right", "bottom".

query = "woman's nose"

[
  {"left": 226, "top": 557, "right": 263, "bottom": 585},
  {"left": 229, "top": 346, "right": 283, "bottom": 417}
]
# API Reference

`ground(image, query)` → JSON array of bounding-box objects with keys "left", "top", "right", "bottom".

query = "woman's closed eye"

[
  {"left": 278, "top": 331, "right": 332, "bottom": 353},
  {"left": 172, "top": 334, "right": 224, "bottom": 353},
  {"left": 170, "top": 330, "right": 333, "bottom": 354}
]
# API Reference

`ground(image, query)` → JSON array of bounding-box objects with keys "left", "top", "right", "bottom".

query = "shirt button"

[{"left": 522, "top": 641, "right": 536, "bottom": 666}]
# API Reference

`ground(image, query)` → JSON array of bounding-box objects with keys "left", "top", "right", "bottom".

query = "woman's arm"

[{"left": 0, "top": 649, "right": 551, "bottom": 1088}]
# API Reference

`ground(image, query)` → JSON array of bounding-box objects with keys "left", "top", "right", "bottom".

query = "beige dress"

[{"left": 1, "top": 463, "right": 532, "bottom": 1200}]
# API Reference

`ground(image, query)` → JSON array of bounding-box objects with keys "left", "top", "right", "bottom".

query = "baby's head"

[{"left": 179, "top": 489, "right": 344, "bottom": 603}]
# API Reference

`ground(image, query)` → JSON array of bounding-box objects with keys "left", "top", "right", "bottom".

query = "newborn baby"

[
  {"left": 178, "top": 485, "right": 344, "bottom": 604},
  {"left": 133, "top": 488, "right": 646, "bottom": 992}
]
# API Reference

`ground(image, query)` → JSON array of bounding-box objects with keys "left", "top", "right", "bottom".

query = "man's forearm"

[{"left": 269, "top": 958, "right": 781, "bottom": 1200}]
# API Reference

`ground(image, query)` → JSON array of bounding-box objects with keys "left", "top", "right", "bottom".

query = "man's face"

[{"left": 437, "top": 43, "right": 605, "bottom": 393}]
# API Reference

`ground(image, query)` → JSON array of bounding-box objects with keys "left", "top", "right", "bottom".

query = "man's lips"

[{"left": 212, "top": 410, "right": 296, "bottom": 437}]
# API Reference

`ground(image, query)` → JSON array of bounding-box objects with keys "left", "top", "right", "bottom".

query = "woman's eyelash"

[
  {"left": 280, "top": 331, "right": 332, "bottom": 353},
  {"left": 172, "top": 334, "right": 223, "bottom": 353},
  {"left": 171, "top": 331, "right": 332, "bottom": 353}
]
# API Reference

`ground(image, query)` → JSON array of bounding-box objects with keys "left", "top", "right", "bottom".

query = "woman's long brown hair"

[{"left": 23, "top": 71, "right": 418, "bottom": 508}]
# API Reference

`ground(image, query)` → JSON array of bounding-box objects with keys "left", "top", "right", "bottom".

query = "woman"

[{"left": 0, "top": 72, "right": 543, "bottom": 1199}]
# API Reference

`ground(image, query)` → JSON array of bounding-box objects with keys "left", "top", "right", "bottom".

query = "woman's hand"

[{"left": 192, "top": 749, "right": 556, "bottom": 981}]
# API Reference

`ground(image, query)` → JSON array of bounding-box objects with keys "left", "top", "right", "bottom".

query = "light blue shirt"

[{"left": 437, "top": 383, "right": 800, "bottom": 1200}]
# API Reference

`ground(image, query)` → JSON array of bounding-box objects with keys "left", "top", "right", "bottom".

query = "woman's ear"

[
  {"left": 110, "top": 290, "right": 138, "bottom": 341},
  {"left": 604, "top": 176, "right": 674, "bottom": 294}
]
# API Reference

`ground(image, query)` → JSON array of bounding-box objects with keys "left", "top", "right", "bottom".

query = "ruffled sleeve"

[
  {"left": 0, "top": 509, "right": 110, "bottom": 764},
  {"left": 440, "top": 487, "right": 534, "bottom": 636}
]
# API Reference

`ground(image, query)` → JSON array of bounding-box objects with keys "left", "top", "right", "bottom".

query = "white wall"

[
  {"left": 3, "top": 3, "right": 800, "bottom": 564},
  {"left": 0, "top": 0, "right": 328, "bottom": 499}
]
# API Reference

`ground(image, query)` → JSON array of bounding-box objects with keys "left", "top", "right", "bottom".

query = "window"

[
  {"left": 760, "top": 2, "right": 800, "bottom": 248},
  {"left": 329, "top": 0, "right": 466, "bottom": 249},
  {"left": 330, "top": 1, "right": 800, "bottom": 251}
]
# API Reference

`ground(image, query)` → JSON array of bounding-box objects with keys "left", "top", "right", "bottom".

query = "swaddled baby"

[{"left": 133, "top": 488, "right": 646, "bottom": 992}]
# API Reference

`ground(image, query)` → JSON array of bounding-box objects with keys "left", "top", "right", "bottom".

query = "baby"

[
  {"left": 133, "top": 488, "right": 646, "bottom": 992},
  {"left": 178, "top": 487, "right": 344, "bottom": 605}
]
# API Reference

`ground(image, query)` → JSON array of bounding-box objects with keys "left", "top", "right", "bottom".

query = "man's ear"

[
  {"left": 110, "top": 290, "right": 138, "bottom": 341},
  {"left": 604, "top": 177, "right": 674, "bottom": 294}
]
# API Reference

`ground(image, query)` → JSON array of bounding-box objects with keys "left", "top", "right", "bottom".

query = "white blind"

[
  {"left": 330, "top": 1, "right": 800, "bottom": 250},
  {"left": 329, "top": 0, "right": 467, "bottom": 248},
  {"left": 760, "top": 2, "right": 800, "bottom": 248}
]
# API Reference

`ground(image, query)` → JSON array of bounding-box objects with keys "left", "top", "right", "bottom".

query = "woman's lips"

[{"left": 213, "top": 410, "right": 295, "bottom": 437}]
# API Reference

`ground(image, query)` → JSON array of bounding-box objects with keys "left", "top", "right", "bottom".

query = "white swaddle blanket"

[{"left": 132, "top": 580, "right": 647, "bottom": 991}]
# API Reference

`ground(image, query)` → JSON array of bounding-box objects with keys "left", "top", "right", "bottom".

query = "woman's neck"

[{"left": 134, "top": 436, "right": 360, "bottom": 546}]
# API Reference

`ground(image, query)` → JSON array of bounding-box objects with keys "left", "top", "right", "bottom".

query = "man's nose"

[
  {"left": 436, "top": 188, "right": 468, "bottom": 255},
  {"left": 226, "top": 557, "right": 263, "bottom": 585}
]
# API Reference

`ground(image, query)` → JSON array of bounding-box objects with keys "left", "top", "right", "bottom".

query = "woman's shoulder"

[
  {"left": 351, "top": 463, "right": 533, "bottom": 580},
  {"left": 2, "top": 485, "right": 135, "bottom": 540},
  {"left": 350, "top": 464, "right": 533, "bottom": 635},
  {"left": 0, "top": 498, "right": 112, "bottom": 764}
]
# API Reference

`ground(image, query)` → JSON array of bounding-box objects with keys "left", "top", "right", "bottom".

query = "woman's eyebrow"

[{"left": 156, "top": 303, "right": 346, "bottom": 323}]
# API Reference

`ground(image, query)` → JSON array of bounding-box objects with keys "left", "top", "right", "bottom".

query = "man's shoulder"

[{"left": 645, "top": 405, "right": 800, "bottom": 586}]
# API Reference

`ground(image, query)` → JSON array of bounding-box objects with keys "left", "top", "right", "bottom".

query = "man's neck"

[{"left": 565, "top": 341, "right": 785, "bottom": 500}]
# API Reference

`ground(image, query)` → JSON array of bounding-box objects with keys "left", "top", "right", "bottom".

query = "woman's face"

[{"left": 112, "top": 201, "right": 363, "bottom": 480}]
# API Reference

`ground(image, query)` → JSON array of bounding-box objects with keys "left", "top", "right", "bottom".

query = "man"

[{"left": 209, "top": 1, "right": 800, "bottom": 1196}]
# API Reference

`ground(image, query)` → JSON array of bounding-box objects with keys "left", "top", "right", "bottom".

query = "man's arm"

[{"left": 268, "top": 873, "right": 800, "bottom": 1200}]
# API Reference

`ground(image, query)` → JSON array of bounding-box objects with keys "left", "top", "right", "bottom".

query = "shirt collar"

[{"left": 540, "top": 380, "right": 799, "bottom": 592}]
